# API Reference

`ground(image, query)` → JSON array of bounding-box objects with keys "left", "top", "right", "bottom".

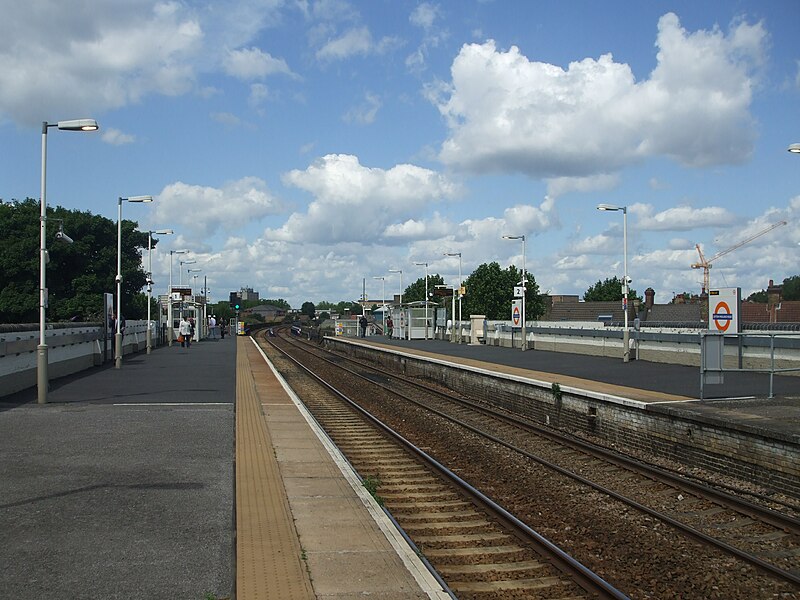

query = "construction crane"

[{"left": 691, "top": 220, "right": 787, "bottom": 294}]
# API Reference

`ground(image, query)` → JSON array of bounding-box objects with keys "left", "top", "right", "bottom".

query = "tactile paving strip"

[{"left": 236, "top": 337, "right": 315, "bottom": 599}]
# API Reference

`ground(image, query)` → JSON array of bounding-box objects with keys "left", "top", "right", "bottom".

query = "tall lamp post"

[
  {"left": 116, "top": 195, "right": 154, "bottom": 368},
  {"left": 597, "top": 203, "right": 629, "bottom": 363},
  {"left": 188, "top": 269, "right": 202, "bottom": 339},
  {"left": 436, "top": 284, "right": 456, "bottom": 342},
  {"left": 389, "top": 269, "right": 403, "bottom": 338},
  {"left": 146, "top": 228, "right": 174, "bottom": 354},
  {"left": 169, "top": 249, "right": 187, "bottom": 294},
  {"left": 372, "top": 276, "right": 386, "bottom": 328},
  {"left": 38, "top": 118, "right": 99, "bottom": 404},
  {"left": 179, "top": 258, "right": 196, "bottom": 285},
  {"left": 444, "top": 252, "right": 462, "bottom": 343},
  {"left": 503, "top": 234, "right": 526, "bottom": 351},
  {"left": 414, "top": 262, "right": 429, "bottom": 339},
  {"left": 167, "top": 249, "right": 188, "bottom": 346}
]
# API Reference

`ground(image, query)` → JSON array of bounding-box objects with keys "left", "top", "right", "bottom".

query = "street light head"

[
  {"left": 154, "top": 229, "right": 174, "bottom": 235},
  {"left": 502, "top": 234, "right": 524, "bottom": 241},
  {"left": 789, "top": 143, "right": 800, "bottom": 154},
  {"left": 54, "top": 230, "right": 73, "bottom": 245},
  {"left": 444, "top": 252, "right": 461, "bottom": 257},
  {"left": 122, "top": 195, "right": 154, "bottom": 203},
  {"left": 597, "top": 203, "right": 621, "bottom": 212},
  {"left": 56, "top": 119, "right": 99, "bottom": 131}
]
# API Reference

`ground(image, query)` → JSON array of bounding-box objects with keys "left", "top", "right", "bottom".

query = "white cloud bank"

[{"left": 429, "top": 13, "right": 766, "bottom": 179}]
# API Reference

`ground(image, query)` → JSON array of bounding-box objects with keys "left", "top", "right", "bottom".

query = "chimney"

[{"left": 645, "top": 287, "right": 655, "bottom": 309}]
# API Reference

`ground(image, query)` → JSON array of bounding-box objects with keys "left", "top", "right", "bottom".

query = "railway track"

[
  {"left": 258, "top": 327, "right": 800, "bottom": 597},
  {"left": 257, "top": 328, "right": 627, "bottom": 599}
]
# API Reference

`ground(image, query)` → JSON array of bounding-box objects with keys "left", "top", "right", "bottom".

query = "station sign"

[
  {"left": 511, "top": 299, "right": 522, "bottom": 328},
  {"left": 708, "top": 287, "right": 741, "bottom": 333},
  {"left": 514, "top": 286, "right": 525, "bottom": 298}
]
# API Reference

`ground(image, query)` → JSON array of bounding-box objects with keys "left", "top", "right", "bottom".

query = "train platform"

[
  {"left": 0, "top": 335, "right": 447, "bottom": 600},
  {"left": 338, "top": 335, "right": 800, "bottom": 444}
]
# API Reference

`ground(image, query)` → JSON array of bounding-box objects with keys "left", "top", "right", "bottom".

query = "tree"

[
  {"left": 781, "top": 275, "right": 800, "bottom": 301},
  {"left": 300, "top": 301, "right": 315, "bottom": 319},
  {"left": 0, "top": 199, "right": 151, "bottom": 323},
  {"left": 403, "top": 274, "right": 445, "bottom": 303},
  {"left": 461, "top": 262, "right": 545, "bottom": 321},
  {"left": 583, "top": 277, "right": 641, "bottom": 302},
  {"left": 261, "top": 298, "right": 291, "bottom": 310},
  {"left": 747, "top": 290, "right": 768, "bottom": 303}
]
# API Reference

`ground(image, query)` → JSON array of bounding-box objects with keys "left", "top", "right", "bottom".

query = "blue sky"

[{"left": 1, "top": 0, "right": 799, "bottom": 309}]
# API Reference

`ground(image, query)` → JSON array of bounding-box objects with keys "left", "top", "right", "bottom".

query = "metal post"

[
  {"left": 115, "top": 198, "right": 123, "bottom": 369},
  {"left": 622, "top": 208, "right": 629, "bottom": 362},
  {"left": 146, "top": 233, "right": 153, "bottom": 354},
  {"left": 37, "top": 122, "right": 49, "bottom": 403}
]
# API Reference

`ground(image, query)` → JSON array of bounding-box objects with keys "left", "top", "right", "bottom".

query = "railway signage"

[
  {"left": 511, "top": 299, "right": 522, "bottom": 328},
  {"left": 708, "top": 287, "right": 741, "bottom": 333}
]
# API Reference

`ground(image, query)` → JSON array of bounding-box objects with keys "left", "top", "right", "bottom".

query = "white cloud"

[
  {"left": 222, "top": 47, "right": 294, "bottom": 80},
  {"left": 271, "top": 154, "right": 460, "bottom": 244},
  {"left": 343, "top": 92, "right": 381, "bottom": 124},
  {"left": 546, "top": 173, "right": 620, "bottom": 199},
  {"left": 430, "top": 13, "right": 766, "bottom": 177},
  {"left": 633, "top": 203, "right": 738, "bottom": 231},
  {"left": 102, "top": 128, "right": 136, "bottom": 146},
  {"left": 154, "top": 177, "right": 284, "bottom": 238},
  {"left": 410, "top": 3, "right": 441, "bottom": 30},
  {"left": 316, "top": 26, "right": 373, "bottom": 61},
  {"left": 0, "top": 1, "right": 203, "bottom": 125}
]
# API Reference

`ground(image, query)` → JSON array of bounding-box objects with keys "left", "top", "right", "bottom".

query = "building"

[{"left": 240, "top": 287, "right": 259, "bottom": 302}]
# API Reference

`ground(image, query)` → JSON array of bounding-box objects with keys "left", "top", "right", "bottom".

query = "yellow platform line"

[{"left": 236, "top": 337, "right": 315, "bottom": 599}]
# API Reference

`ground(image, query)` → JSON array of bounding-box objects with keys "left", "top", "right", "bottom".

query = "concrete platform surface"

[{"left": 0, "top": 338, "right": 236, "bottom": 600}]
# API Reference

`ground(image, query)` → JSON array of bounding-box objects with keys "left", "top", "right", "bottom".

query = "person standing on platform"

[
  {"left": 386, "top": 316, "right": 394, "bottom": 338},
  {"left": 209, "top": 314, "right": 217, "bottom": 338},
  {"left": 179, "top": 316, "right": 193, "bottom": 348},
  {"left": 220, "top": 318, "right": 226, "bottom": 339},
  {"left": 359, "top": 315, "right": 368, "bottom": 338}
]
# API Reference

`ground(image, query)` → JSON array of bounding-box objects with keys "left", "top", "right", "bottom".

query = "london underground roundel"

[{"left": 712, "top": 301, "right": 732, "bottom": 332}]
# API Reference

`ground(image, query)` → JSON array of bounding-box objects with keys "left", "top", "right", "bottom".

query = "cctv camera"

[
  {"left": 624, "top": 276, "right": 633, "bottom": 284},
  {"left": 54, "top": 231, "right": 73, "bottom": 244}
]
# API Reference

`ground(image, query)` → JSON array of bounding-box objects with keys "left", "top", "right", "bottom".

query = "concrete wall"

[
  {"left": 0, "top": 322, "right": 157, "bottom": 398},
  {"left": 326, "top": 337, "right": 800, "bottom": 499}
]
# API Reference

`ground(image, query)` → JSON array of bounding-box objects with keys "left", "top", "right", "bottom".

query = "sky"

[{"left": 1, "top": 0, "right": 799, "bottom": 310}]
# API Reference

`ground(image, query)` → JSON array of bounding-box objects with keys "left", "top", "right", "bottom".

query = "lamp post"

[
  {"left": 146, "top": 228, "right": 173, "bottom": 354},
  {"left": 169, "top": 250, "right": 187, "bottom": 295},
  {"left": 179, "top": 259, "right": 196, "bottom": 285},
  {"left": 597, "top": 203, "right": 629, "bottom": 363},
  {"left": 116, "top": 195, "right": 154, "bottom": 369},
  {"left": 444, "top": 252, "right": 462, "bottom": 343},
  {"left": 167, "top": 250, "right": 188, "bottom": 346},
  {"left": 389, "top": 269, "right": 402, "bottom": 339},
  {"left": 414, "top": 262, "right": 429, "bottom": 339},
  {"left": 436, "top": 284, "right": 456, "bottom": 342},
  {"left": 503, "top": 234, "right": 526, "bottom": 351},
  {"left": 38, "top": 118, "right": 99, "bottom": 404},
  {"left": 372, "top": 276, "right": 386, "bottom": 328},
  {"left": 188, "top": 269, "right": 202, "bottom": 340}
]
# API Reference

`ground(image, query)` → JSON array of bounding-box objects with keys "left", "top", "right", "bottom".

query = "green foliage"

[
  {"left": 300, "top": 301, "right": 315, "bottom": 318},
  {"left": 781, "top": 275, "right": 800, "bottom": 301},
  {"left": 403, "top": 273, "right": 445, "bottom": 303},
  {"left": 584, "top": 276, "right": 641, "bottom": 302},
  {"left": 0, "top": 199, "right": 151, "bottom": 323},
  {"left": 460, "top": 262, "right": 545, "bottom": 321},
  {"left": 261, "top": 298, "right": 291, "bottom": 310},
  {"left": 362, "top": 475, "right": 384, "bottom": 507},
  {"left": 748, "top": 275, "right": 800, "bottom": 302}
]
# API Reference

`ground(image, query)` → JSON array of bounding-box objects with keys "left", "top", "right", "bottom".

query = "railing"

[{"left": 700, "top": 331, "right": 800, "bottom": 399}]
